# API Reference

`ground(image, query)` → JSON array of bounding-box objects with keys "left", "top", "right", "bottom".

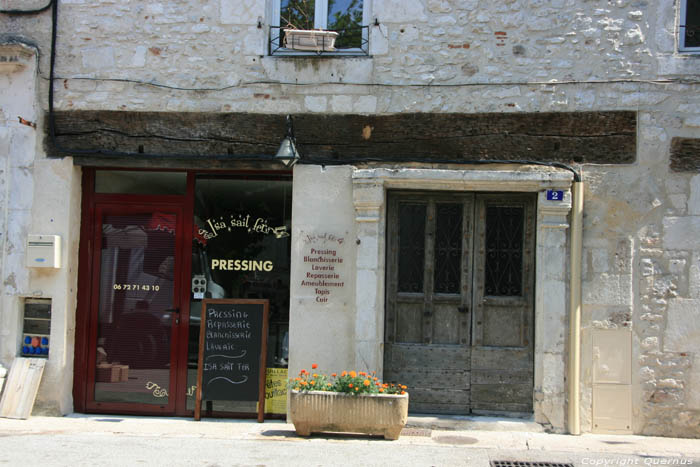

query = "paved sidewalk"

[{"left": 0, "top": 413, "right": 698, "bottom": 459}]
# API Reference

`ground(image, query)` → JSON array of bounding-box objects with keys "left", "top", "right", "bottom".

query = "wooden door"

[
  {"left": 384, "top": 191, "right": 535, "bottom": 415},
  {"left": 471, "top": 194, "right": 535, "bottom": 414},
  {"left": 384, "top": 192, "right": 474, "bottom": 414}
]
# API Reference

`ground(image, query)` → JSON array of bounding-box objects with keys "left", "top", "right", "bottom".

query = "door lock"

[
  {"left": 166, "top": 308, "right": 180, "bottom": 325},
  {"left": 457, "top": 306, "right": 469, "bottom": 314}
]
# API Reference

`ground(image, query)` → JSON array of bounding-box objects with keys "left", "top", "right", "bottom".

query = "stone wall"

[{"left": 1, "top": 0, "right": 699, "bottom": 436}]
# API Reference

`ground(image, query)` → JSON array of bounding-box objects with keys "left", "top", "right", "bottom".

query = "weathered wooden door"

[{"left": 384, "top": 192, "right": 535, "bottom": 415}]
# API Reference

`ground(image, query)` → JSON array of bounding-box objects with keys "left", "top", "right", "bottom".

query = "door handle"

[
  {"left": 458, "top": 306, "right": 469, "bottom": 314},
  {"left": 166, "top": 308, "right": 180, "bottom": 324}
]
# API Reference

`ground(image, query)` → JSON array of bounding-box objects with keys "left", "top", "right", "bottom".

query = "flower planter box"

[
  {"left": 289, "top": 390, "right": 409, "bottom": 440},
  {"left": 283, "top": 29, "right": 339, "bottom": 52}
]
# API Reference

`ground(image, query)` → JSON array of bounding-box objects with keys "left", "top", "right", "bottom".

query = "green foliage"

[
  {"left": 281, "top": 0, "right": 316, "bottom": 30},
  {"left": 327, "top": 0, "right": 363, "bottom": 48},
  {"left": 281, "top": 0, "right": 364, "bottom": 49}
]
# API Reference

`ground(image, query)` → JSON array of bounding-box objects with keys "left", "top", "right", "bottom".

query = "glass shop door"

[{"left": 85, "top": 203, "right": 184, "bottom": 413}]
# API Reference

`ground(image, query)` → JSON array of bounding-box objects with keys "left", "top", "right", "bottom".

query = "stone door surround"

[{"left": 351, "top": 166, "right": 573, "bottom": 431}]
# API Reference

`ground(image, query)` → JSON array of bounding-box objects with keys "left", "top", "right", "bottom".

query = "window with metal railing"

[
  {"left": 269, "top": 0, "right": 370, "bottom": 56},
  {"left": 680, "top": 0, "right": 700, "bottom": 52}
]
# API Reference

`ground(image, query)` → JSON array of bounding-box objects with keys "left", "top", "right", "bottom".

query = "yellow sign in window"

[{"left": 264, "top": 368, "right": 288, "bottom": 414}]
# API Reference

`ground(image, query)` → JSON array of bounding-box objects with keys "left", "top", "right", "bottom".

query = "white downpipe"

[{"left": 568, "top": 180, "right": 583, "bottom": 435}]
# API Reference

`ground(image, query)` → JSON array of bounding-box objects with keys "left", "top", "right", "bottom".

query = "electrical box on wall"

[
  {"left": 21, "top": 299, "right": 51, "bottom": 358},
  {"left": 26, "top": 235, "right": 61, "bottom": 268}
]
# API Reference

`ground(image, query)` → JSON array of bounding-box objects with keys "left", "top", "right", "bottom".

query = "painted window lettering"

[{"left": 211, "top": 259, "right": 274, "bottom": 272}]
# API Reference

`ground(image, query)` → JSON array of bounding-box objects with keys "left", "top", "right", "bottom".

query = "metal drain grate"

[
  {"left": 491, "top": 462, "right": 574, "bottom": 467},
  {"left": 400, "top": 427, "right": 432, "bottom": 437}
]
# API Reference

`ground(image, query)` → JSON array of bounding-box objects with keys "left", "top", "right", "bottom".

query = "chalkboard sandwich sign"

[{"left": 195, "top": 299, "right": 269, "bottom": 422}]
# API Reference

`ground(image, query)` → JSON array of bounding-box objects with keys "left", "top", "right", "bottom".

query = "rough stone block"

[
  {"left": 331, "top": 95, "right": 353, "bottom": 113},
  {"left": 691, "top": 253, "right": 700, "bottom": 299},
  {"left": 221, "top": 0, "right": 263, "bottom": 25},
  {"left": 304, "top": 96, "right": 327, "bottom": 113},
  {"left": 663, "top": 217, "right": 700, "bottom": 250},
  {"left": 689, "top": 174, "right": 700, "bottom": 215},
  {"left": 81, "top": 47, "right": 115, "bottom": 69},
  {"left": 664, "top": 299, "right": 700, "bottom": 353},
  {"left": 354, "top": 96, "right": 378, "bottom": 113},
  {"left": 373, "top": 0, "right": 427, "bottom": 22},
  {"left": 687, "top": 355, "right": 700, "bottom": 409},
  {"left": 583, "top": 273, "right": 633, "bottom": 306}
]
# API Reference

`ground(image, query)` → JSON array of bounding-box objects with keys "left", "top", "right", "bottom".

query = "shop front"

[
  {"left": 57, "top": 110, "right": 635, "bottom": 430},
  {"left": 73, "top": 169, "right": 292, "bottom": 417}
]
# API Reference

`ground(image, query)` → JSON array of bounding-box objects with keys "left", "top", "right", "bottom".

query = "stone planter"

[{"left": 289, "top": 390, "right": 409, "bottom": 440}]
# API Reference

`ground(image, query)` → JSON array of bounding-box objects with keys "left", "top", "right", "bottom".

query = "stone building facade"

[{"left": 0, "top": 0, "right": 699, "bottom": 437}]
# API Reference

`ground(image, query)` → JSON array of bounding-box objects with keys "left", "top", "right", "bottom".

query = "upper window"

[
  {"left": 681, "top": 0, "right": 700, "bottom": 52},
  {"left": 270, "top": 0, "right": 369, "bottom": 55}
]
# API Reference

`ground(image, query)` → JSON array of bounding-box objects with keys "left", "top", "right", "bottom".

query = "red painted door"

[{"left": 85, "top": 203, "right": 184, "bottom": 414}]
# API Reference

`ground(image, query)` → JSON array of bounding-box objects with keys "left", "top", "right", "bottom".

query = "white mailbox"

[{"left": 26, "top": 235, "right": 61, "bottom": 268}]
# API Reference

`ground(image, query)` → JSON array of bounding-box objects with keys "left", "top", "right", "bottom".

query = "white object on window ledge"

[{"left": 283, "top": 29, "right": 339, "bottom": 52}]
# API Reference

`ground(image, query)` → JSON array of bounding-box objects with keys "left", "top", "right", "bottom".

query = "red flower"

[{"left": 312, "top": 363, "right": 318, "bottom": 369}]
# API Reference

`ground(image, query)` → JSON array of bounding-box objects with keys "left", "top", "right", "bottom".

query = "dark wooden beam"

[
  {"left": 46, "top": 111, "right": 637, "bottom": 165},
  {"left": 670, "top": 137, "right": 700, "bottom": 172}
]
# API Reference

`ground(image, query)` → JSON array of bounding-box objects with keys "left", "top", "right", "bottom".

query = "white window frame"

[
  {"left": 680, "top": 0, "right": 700, "bottom": 52},
  {"left": 270, "top": 0, "right": 370, "bottom": 56}
]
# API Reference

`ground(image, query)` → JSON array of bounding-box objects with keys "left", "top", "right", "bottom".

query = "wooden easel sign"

[{"left": 195, "top": 299, "right": 269, "bottom": 422}]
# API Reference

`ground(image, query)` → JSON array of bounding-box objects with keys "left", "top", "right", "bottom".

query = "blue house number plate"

[{"left": 546, "top": 190, "right": 564, "bottom": 201}]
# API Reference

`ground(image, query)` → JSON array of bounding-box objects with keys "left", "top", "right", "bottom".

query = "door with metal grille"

[{"left": 384, "top": 192, "right": 535, "bottom": 415}]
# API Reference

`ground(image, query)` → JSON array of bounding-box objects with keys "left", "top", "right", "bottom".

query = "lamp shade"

[{"left": 275, "top": 136, "right": 299, "bottom": 167}]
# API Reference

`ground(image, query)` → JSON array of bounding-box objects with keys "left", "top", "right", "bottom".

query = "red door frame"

[
  {"left": 74, "top": 168, "right": 291, "bottom": 416},
  {"left": 74, "top": 168, "right": 194, "bottom": 415}
]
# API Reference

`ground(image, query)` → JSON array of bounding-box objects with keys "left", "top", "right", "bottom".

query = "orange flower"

[
  {"left": 348, "top": 383, "right": 353, "bottom": 388},
  {"left": 295, "top": 377, "right": 301, "bottom": 382},
  {"left": 401, "top": 385, "right": 407, "bottom": 389},
  {"left": 359, "top": 371, "right": 366, "bottom": 376},
  {"left": 363, "top": 379, "right": 371, "bottom": 387},
  {"left": 300, "top": 369, "right": 307, "bottom": 374},
  {"left": 311, "top": 380, "right": 316, "bottom": 385},
  {"left": 313, "top": 373, "right": 318, "bottom": 378},
  {"left": 349, "top": 371, "right": 357, "bottom": 378},
  {"left": 379, "top": 388, "right": 384, "bottom": 393},
  {"left": 400, "top": 390, "right": 406, "bottom": 395},
  {"left": 327, "top": 383, "right": 332, "bottom": 387},
  {"left": 312, "top": 363, "right": 318, "bottom": 369},
  {"left": 300, "top": 381, "right": 307, "bottom": 386},
  {"left": 355, "top": 387, "right": 359, "bottom": 391},
  {"left": 373, "top": 377, "right": 378, "bottom": 381},
  {"left": 331, "top": 373, "right": 337, "bottom": 377},
  {"left": 341, "top": 371, "right": 347, "bottom": 377}
]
